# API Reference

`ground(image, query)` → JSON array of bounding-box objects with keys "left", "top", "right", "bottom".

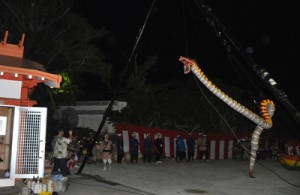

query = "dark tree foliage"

[
  {"left": 0, "top": 0, "right": 113, "bottom": 136},
  {"left": 108, "top": 55, "right": 256, "bottom": 134},
  {"left": 0, "top": 0, "right": 112, "bottom": 105}
]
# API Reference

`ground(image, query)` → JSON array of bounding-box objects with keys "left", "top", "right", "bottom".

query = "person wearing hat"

[
  {"left": 143, "top": 133, "right": 153, "bottom": 163},
  {"left": 130, "top": 133, "right": 140, "bottom": 163},
  {"left": 116, "top": 133, "right": 124, "bottom": 163},
  {"left": 52, "top": 128, "right": 72, "bottom": 177}
]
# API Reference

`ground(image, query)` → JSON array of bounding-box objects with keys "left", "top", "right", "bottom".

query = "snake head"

[{"left": 179, "top": 56, "right": 195, "bottom": 74}]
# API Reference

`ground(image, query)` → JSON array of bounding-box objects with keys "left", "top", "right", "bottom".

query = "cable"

[
  {"left": 69, "top": 180, "right": 155, "bottom": 195},
  {"left": 192, "top": 67, "right": 300, "bottom": 188},
  {"left": 180, "top": 0, "right": 189, "bottom": 57},
  {"left": 192, "top": 75, "right": 240, "bottom": 141},
  {"left": 193, "top": 73, "right": 300, "bottom": 187},
  {"left": 193, "top": 0, "right": 300, "bottom": 127},
  {"left": 256, "top": 161, "right": 300, "bottom": 188},
  {"left": 178, "top": 1, "right": 300, "bottom": 184},
  {"left": 77, "top": 0, "right": 158, "bottom": 174}
]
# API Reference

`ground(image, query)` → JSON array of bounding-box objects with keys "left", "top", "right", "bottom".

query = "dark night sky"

[{"left": 72, "top": 0, "right": 300, "bottom": 112}]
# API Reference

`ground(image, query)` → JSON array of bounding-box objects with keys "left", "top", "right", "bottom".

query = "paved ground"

[
  {"left": 58, "top": 158, "right": 300, "bottom": 195},
  {"left": 2, "top": 158, "right": 299, "bottom": 195}
]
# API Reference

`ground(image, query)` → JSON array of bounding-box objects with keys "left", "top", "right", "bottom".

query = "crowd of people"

[
  {"left": 115, "top": 132, "right": 209, "bottom": 165},
  {"left": 233, "top": 135, "right": 298, "bottom": 161},
  {"left": 50, "top": 129, "right": 210, "bottom": 176},
  {"left": 50, "top": 128, "right": 298, "bottom": 177}
]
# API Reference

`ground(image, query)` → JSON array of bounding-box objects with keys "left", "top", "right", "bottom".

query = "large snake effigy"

[{"left": 179, "top": 56, "right": 275, "bottom": 178}]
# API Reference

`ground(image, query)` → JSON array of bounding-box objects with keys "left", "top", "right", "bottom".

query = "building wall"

[
  {"left": 58, "top": 101, "right": 127, "bottom": 133},
  {"left": 58, "top": 101, "right": 249, "bottom": 160}
]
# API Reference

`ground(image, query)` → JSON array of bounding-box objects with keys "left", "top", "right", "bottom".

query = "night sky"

[{"left": 72, "top": 0, "right": 300, "bottom": 112}]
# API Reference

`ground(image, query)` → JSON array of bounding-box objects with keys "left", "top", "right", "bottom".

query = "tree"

[
  {"left": 110, "top": 55, "right": 165, "bottom": 126},
  {"left": 0, "top": 0, "right": 112, "bottom": 104},
  {"left": 108, "top": 55, "right": 256, "bottom": 134},
  {"left": 0, "top": 0, "right": 115, "bottom": 134}
]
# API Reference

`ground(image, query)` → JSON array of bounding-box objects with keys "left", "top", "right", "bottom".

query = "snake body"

[{"left": 179, "top": 56, "right": 275, "bottom": 177}]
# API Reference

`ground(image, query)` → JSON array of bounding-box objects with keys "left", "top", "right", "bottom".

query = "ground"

[{"left": 57, "top": 158, "right": 300, "bottom": 195}]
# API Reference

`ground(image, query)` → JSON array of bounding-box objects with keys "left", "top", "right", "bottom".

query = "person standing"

[
  {"left": 177, "top": 135, "right": 186, "bottom": 162},
  {"left": 234, "top": 139, "right": 245, "bottom": 161},
  {"left": 130, "top": 133, "right": 140, "bottom": 163},
  {"left": 154, "top": 133, "right": 163, "bottom": 163},
  {"left": 68, "top": 133, "right": 80, "bottom": 163},
  {"left": 52, "top": 128, "right": 72, "bottom": 177},
  {"left": 102, "top": 133, "right": 113, "bottom": 170},
  {"left": 287, "top": 140, "right": 294, "bottom": 155},
  {"left": 270, "top": 142, "right": 279, "bottom": 160},
  {"left": 175, "top": 135, "right": 181, "bottom": 162},
  {"left": 86, "top": 136, "right": 94, "bottom": 164},
  {"left": 80, "top": 136, "right": 89, "bottom": 163},
  {"left": 143, "top": 133, "right": 153, "bottom": 163},
  {"left": 116, "top": 133, "right": 124, "bottom": 163},
  {"left": 197, "top": 133, "right": 209, "bottom": 161},
  {"left": 187, "top": 133, "right": 196, "bottom": 162}
]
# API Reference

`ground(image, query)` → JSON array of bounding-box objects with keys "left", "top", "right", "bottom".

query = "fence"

[{"left": 116, "top": 124, "right": 247, "bottom": 160}]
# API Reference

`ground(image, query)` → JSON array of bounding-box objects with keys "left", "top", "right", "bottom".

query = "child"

[{"left": 67, "top": 154, "right": 77, "bottom": 170}]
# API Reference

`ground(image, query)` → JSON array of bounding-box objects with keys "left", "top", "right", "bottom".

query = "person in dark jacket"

[
  {"left": 187, "top": 133, "right": 196, "bottom": 162},
  {"left": 154, "top": 133, "right": 163, "bottom": 163},
  {"left": 143, "top": 133, "right": 153, "bottom": 163},
  {"left": 175, "top": 135, "right": 181, "bottom": 162},
  {"left": 177, "top": 135, "right": 186, "bottom": 162},
  {"left": 116, "top": 133, "right": 124, "bottom": 163},
  {"left": 130, "top": 133, "right": 140, "bottom": 163}
]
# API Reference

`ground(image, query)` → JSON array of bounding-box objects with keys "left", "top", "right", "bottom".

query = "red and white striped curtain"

[{"left": 117, "top": 124, "right": 247, "bottom": 160}]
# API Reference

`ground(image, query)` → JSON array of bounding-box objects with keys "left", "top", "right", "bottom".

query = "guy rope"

[{"left": 179, "top": 56, "right": 275, "bottom": 178}]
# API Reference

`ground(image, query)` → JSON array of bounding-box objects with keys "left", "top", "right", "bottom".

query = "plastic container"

[{"left": 47, "top": 179, "right": 54, "bottom": 192}]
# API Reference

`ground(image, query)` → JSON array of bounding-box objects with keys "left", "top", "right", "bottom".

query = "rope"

[
  {"left": 180, "top": 0, "right": 189, "bottom": 57},
  {"left": 77, "top": 0, "right": 158, "bottom": 174}
]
